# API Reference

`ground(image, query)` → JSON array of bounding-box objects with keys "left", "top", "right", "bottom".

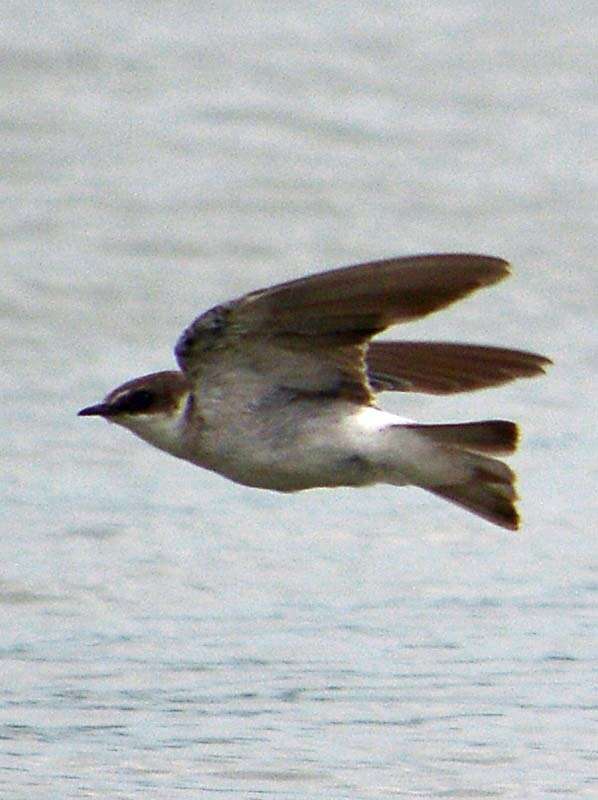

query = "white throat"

[{"left": 116, "top": 402, "right": 189, "bottom": 459}]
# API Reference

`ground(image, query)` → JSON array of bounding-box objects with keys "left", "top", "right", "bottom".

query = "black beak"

[{"left": 78, "top": 403, "right": 112, "bottom": 417}]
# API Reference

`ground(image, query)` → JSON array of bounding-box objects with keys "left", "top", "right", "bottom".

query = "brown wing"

[
  {"left": 236, "top": 253, "right": 509, "bottom": 338},
  {"left": 366, "top": 341, "right": 552, "bottom": 394},
  {"left": 175, "top": 254, "right": 511, "bottom": 403}
]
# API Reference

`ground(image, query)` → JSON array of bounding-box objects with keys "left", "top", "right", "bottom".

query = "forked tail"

[{"left": 403, "top": 420, "right": 520, "bottom": 530}]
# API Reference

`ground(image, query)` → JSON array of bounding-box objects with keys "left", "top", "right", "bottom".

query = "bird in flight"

[{"left": 79, "top": 254, "right": 550, "bottom": 530}]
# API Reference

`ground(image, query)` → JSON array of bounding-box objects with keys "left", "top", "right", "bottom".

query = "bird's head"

[{"left": 78, "top": 370, "right": 191, "bottom": 456}]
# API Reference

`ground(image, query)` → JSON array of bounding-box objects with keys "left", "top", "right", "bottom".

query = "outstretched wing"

[
  {"left": 366, "top": 341, "right": 551, "bottom": 394},
  {"left": 174, "top": 254, "right": 510, "bottom": 404}
]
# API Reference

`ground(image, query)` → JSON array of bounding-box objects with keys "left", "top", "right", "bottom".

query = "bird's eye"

[{"left": 119, "top": 389, "right": 155, "bottom": 413}]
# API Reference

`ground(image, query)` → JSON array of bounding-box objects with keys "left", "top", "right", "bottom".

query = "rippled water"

[{"left": 2, "top": 1, "right": 596, "bottom": 797}]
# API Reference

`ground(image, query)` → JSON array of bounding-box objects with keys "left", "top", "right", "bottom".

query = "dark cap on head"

[{"left": 78, "top": 371, "right": 189, "bottom": 418}]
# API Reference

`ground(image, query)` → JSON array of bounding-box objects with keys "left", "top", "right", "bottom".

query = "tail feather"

[
  {"left": 428, "top": 476, "right": 520, "bottom": 530},
  {"left": 404, "top": 420, "right": 518, "bottom": 454},
  {"left": 399, "top": 420, "right": 520, "bottom": 529}
]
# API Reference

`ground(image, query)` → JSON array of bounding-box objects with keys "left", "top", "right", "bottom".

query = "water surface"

[{"left": 1, "top": 1, "right": 596, "bottom": 797}]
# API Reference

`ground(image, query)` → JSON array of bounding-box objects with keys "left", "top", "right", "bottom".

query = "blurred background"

[{"left": 1, "top": 1, "right": 596, "bottom": 797}]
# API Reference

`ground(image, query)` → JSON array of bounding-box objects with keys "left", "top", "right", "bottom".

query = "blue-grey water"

[{"left": 2, "top": 1, "right": 596, "bottom": 797}]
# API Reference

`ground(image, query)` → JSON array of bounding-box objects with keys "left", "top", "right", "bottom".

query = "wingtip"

[
  {"left": 502, "top": 501, "right": 521, "bottom": 532},
  {"left": 483, "top": 255, "right": 512, "bottom": 283},
  {"left": 537, "top": 354, "right": 554, "bottom": 372},
  {"left": 500, "top": 258, "right": 512, "bottom": 279},
  {"left": 434, "top": 253, "right": 511, "bottom": 288},
  {"left": 518, "top": 351, "right": 553, "bottom": 378}
]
